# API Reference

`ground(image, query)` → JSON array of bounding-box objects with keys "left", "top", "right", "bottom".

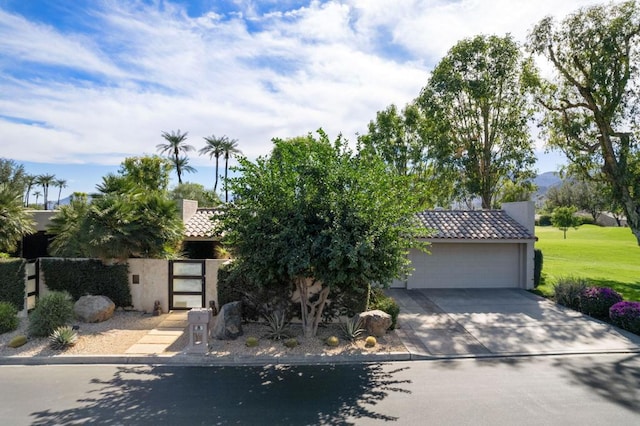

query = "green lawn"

[{"left": 535, "top": 225, "right": 640, "bottom": 301}]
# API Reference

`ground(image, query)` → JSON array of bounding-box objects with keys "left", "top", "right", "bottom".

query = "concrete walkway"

[
  {"left": 388, "top": 288, "right": 640, "bottom": 359},
  {"left": 125, "top": 311, "right": 188, "bottom": 355}
]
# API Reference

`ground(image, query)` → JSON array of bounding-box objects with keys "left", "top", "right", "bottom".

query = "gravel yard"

[{"left": 0, "top": 310, "right": 407, "bottom": 359}]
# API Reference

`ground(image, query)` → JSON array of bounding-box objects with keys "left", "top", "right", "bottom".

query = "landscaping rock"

[
  {"left": 74, "top": 295, "right": 115, "bottom": 323},
  {"left": 213, "top": 301, "right": 243, "bottom": 340},
  {"left": 357, "top": 310, "right": 391, "bottom": 337}
]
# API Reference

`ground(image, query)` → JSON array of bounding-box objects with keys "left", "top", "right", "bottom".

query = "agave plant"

[
  {"left": 263, "top": 311, "right": 291, "bottom": 340},
  {"left": 340, "top": 316, "right": 365, "bottom": 341},
  {"left": 49, "top": 326, "right": 78, "bottom": 350}
]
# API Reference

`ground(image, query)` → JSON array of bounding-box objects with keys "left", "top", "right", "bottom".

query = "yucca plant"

[
  {"left": 341, "top": 316, "right": 365, "bottom": 341},
  {"left": 263, "top": 311, "right": 291, "bottom": 340},
  {"left": 49, "top": 326, "right": 78, "bottom": 350}
]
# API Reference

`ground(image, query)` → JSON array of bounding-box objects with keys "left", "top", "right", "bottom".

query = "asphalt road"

[{"left": 1, "top": 354, "right": 639, "bottom": 425}]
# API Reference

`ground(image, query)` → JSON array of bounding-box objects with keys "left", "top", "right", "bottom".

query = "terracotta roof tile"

[
  {"left": 184, "top": 208, "right": 218, "bottom": 238},
  {"left": 416, "top": 210, "right": 534, "bottom": 240}
]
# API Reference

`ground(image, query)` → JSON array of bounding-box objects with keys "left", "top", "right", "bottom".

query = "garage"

[{"left": 393, "top": 202, "right": 536, "bottom": 290}]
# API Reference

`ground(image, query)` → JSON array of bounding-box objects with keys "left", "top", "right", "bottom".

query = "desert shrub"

[
  {"left": 369, "top": 288, "right": 400, "bottom": 330},
  {"left": 28, "top": 291, "right": 74, "bottom": 337},
  {"left": 49, "top": 326, "right": 78, "bottom": 350},
  {"left": 553, "top": 277, "right": 588, "bottom": 310},
  {"left": 217, "top": 262, "right": 294, "bottom": 322},
  {"left": 609, "top": 302, "right": 640, "bottom": 335},
  {"left": 579, "top": 287, "right": 623, "bottom": 318},
  {"left": 0, "top": 301, "right": 19, "bottom": 334},
  {"left": 40, "top": 259, "right": 131, "bottom": 307},
  {"left": 534, "top": 249, "right": 543, "bottom": 288},
  {"left": 0, "top": 258, "right": 26, "bottom": 310},
  {"left": 322, "top": 284, "right": 371, "bottom": 323}
]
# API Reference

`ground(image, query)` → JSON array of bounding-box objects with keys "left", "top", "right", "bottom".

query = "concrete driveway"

[{"left": 387, "top": 288, "right": 640, "bottom": 358}]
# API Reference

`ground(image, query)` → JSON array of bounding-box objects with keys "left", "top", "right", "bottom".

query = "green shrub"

[
  {"left": 369, "top": 288, "right": 400, "bottom": 330},
  {"left": 49, "top": 326, "right": 78, "bottom": 350},
  {"left": 579, "top": 287, "right": 623, "bottom": 318},
  {"left": 0, "top": 258, "right": 26, "bottom": 310},
  {"left": 0, "top": 301, "right": 19, "bottom": 334},
  {"left": 323, "top": 283, "right": 371, "bottom": 322},
  {"left": 28, "top": 291, "right": 74, "bottom": 337},
  {"left": 609, "top": 302, "right": 640, "bottom": 335},
  {"left": 553, "top": 277, "right": 588, "bottom": 310},
  {"left": 537, "top": 214, "right": 552, "bottom": 226},
  {"left": 217, "top": 262, "right": 294, "bottom": 322},
  {"left": 534, "top": 249, "right": 543, "bottom": 288},
  {"left": 8, "top": 335, "right": 27, "bottom": 348},
  {"left": 40, "top": 259, "right": 131, "bottom": 307}
]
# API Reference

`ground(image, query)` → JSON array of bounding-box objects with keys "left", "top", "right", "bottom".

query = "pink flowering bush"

[
  {"left": 609, "top": 302, "right": 640, "bottom": 335},
  {"left": 579, "top": 287, "right": 623, "bottom": 318}
]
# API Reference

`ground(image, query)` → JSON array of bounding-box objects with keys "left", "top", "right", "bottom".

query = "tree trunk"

[{"left": 295, "top": 277, "right": 330, "bottom": 339}]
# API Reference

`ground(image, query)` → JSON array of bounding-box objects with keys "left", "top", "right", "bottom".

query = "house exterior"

[{"left": 392, "top": 201, "right": 536, "bottom": 290}]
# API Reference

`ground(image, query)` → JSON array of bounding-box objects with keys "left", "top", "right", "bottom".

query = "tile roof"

[
  {"left": 184, "top": 208, "right": 218, "bottom": 238},
  {"left": 415, "top": 210, "right": 534, "bottom": 240}
]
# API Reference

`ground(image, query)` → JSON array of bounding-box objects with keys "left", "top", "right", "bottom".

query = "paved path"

[
  {"left": 125, "top": 312, "right": 188, "bottom": 354},
  {"left": 388, "top": 288, "right": 640, "bottom": 358}
]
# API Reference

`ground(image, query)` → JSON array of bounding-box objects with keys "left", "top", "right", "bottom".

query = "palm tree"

[
  {"left": 36, "top": 173, "right": 56, "bottom": 210},
  {"left": 175, "top": 157, "right": 196, "bottom": 180},
  {"left": 199, "top": 135, "right": 227, "bottom": 192},
  {"left": 156, "top": 130, "right": 194, "bottom": 184},
  {"left": 220, "top": 138, "right": 241, "bottom": 202},
  {"left": 23, "top": 174, "right": 36, "bottom": 207},
  {"left": 0, "top": 183, "right": 35, "bottom": 253},
  {"left": 33, "top": 191, "right": 42, "bottom": 208},
  {"left": 54, "top": 178, "right": 67, "bottom": 207}
]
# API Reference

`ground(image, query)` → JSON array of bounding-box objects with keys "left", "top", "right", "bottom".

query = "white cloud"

[{"left": 0, "top": 0, "right": 620, "bottom": 177}]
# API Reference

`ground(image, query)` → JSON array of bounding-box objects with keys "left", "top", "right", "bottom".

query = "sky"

[{"left": 0, "top": 0, "right": 609, "bottom": 199}]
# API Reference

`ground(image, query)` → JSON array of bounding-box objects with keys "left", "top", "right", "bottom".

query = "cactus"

[
  {"left": 365, "top": 336, "right": 377, "bottom": 347},
  {"left": 326, "top": 336, "right": 339, "bottom": 347},
  {"left": 245, "top": 336, "right": 259, "bottom": 347},
  {"left": 283, "top": 338, "right": 298, "bottom": 348},
  {"left": 8, "top": 335, "right": 27, "bottom": 348}
]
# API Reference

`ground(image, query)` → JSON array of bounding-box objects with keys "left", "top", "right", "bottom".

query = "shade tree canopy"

[
  {"left": 216, "top": 130, "right": 427, "bottom": 338},
  {"left": 528, "top": 0, "right": 640, "bottom": 245}
]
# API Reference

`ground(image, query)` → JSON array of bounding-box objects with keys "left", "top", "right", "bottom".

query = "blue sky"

[{"left": 1, "top": 0, "right": 603, "bottom": 198}]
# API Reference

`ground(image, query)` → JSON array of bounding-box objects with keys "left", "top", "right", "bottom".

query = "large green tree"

[
  {"left": 35, "top": 173, "right": 56, "bottom": 210},
  {"left": 0, "top": 183, "right": 35, "bottom": 253},
  {"left": 418, "top": 34, "right": 537, "bottom": 209},
  {"left": 156, "top": 130, "right": 195, "bottom": 184},
  {"left": 169, "top": 182, "right": 219, "bottom": 207},
  {"left": 528, "top": 0, "right": 640, "bottom": 245},
  {"left": 358, "top": 103, "right": 450, "bottom": 208},
  {"left": 217, "top": 130, "right": 426, "bottom": 338}
]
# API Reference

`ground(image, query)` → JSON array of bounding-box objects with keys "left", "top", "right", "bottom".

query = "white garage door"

[{"left": 404, "top": 243, "right": 521, "bottom": 289}]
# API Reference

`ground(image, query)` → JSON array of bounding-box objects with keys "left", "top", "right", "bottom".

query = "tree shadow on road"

[
  {"left": 553, "top": 353, "right": 640, "bottom": 412},
  {"left": 30, "top": 363, "right": 412, "bottom": 425}
]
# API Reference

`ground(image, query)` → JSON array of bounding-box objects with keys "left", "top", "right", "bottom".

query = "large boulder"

[
  {"left": 212, "top": 301, "right": 243, "bottom": 340},
  {"left": 74, "top": 295, "right": 115, "bottom": 323},
  {"left": 357, "top": 310, "right": 392, "bottom": 337}
]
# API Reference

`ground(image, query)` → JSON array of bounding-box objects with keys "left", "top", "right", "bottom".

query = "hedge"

[
  {"left": 40, "top": 259, "right": 132, "bottom": 307},
  {"left": 0, "top": 258, "right": 26, "bottom": 310}
]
